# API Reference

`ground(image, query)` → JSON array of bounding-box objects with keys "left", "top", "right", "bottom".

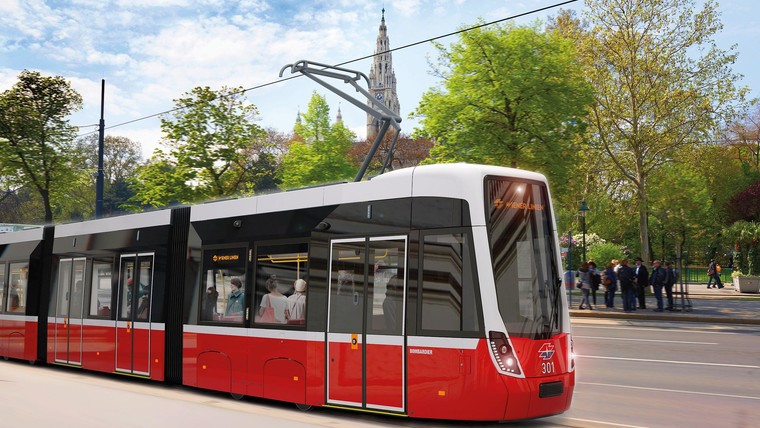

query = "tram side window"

[
  {"left": 201, "top": 248, "right": 246, "bottom": 324},
  {"left": 6, "top": 263, "right": 29, "bottom": 313},
  {"left": 254, "top": 243, "right": 309, "bottom": 326},
  {"left": 420, "top": 233, "right": 480, "bottom": 334},
  {"left": 89, "top": 261, "right": 113, "bottom": 317}
]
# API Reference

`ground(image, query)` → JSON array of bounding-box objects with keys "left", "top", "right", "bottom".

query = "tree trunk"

[
  {"left": 637, "top": 179, "right": 651, "bottom": 263},
  {"left": 41, "top": 188, "right": 53, "bottom": 223}
]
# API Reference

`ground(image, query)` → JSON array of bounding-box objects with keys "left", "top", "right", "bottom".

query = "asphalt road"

[{"left": 1, "top": 319, "right": 758, "bottom": 427}]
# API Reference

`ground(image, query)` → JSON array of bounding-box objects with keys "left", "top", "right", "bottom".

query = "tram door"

[
  {"left": 53, "top": 258, "right": 86, "bottom": 365},
  {"left": 327, "top": 236, "right": 407, "bottom": 413},
  {"left": 115, "top": 253, "right": 154, "bottom": 375}
]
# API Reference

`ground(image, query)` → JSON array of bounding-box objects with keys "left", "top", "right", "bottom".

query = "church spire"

[{"left": 367, "top": 9, "right": 400, "bottom": 141}]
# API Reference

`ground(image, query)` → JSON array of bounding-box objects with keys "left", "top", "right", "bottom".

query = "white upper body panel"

[
  {"left": 54, "top": 209, "right": 172, "bottom": 238},
  {"left": 189, "top": 163, "right": 549, "bottom": 225},
  {"left": 0, "top": 226, "right": 44, "bottom": 245}
]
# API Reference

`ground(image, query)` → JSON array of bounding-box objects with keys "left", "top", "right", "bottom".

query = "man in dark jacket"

[
  {"left": 617, "top": 259, "right": 636, "bottom": 312},
  {"left": 649, "top": 260, "right": 667, "bottom": 312},
  {"left": 664, "top": 261, "right": 677, "bottom": 310},
  {"left": 634, "top": 257, "right": 649, "bottom": 309}
]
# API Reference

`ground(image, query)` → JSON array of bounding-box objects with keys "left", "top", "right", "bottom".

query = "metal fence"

[{"left": 681, "top": 266, "right": 732, "bottom": 284}]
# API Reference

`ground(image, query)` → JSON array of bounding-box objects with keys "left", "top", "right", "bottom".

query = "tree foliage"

[
  {"left": 0, "top": 70, "right": 83, "bottom": 223},
  {"left": 131, "top": 86, "right": 268, "bottom": 207},
  {"left": 413, "top": 22, "right": 593, "bottom": 192},
  {"left": 347, "top": 132, "right": 433, "bottom": 175},
  {"left": 75, "top": 135, "right": 143, "bottom": 216},
  {"left": 279, "top": 92, "right": 356, "bottom": 188},
  {"left": 561, "top": 0, "right": 749, "bottom": 264}
]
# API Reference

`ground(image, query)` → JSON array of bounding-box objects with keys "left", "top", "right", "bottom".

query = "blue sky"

[{"left": 1, "top": 0, "right": 758, "bottom": 158}]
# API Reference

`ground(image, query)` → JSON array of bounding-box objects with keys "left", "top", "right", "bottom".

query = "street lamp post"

[{"left": 579, "top": 200, "right": 589, "bottom": 263}]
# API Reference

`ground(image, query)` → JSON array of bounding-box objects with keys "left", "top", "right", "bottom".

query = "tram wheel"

[
  {"left": 295, "top": 403, "right": 312, "bottom": 412},
  {"left": 28, "top": 360, "right": 35, "bottom": 366},
  {"left": 230, "top": 392, "right": 244, "bottom": 400},
  {"left": 2, "top": 355, "right": 8, "bottom": 361}
]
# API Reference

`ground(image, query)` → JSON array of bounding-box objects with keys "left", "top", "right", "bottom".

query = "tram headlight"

[{"left": 489, "top": 331, "right": 522, "bottom": 376}]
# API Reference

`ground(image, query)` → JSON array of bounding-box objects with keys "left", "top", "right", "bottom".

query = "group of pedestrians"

[{"left": 575, "top": 258, "right": 679, "bottom": 313}]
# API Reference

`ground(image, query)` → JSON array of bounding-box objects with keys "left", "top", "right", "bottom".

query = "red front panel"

[
  {"left": 365, "top": 341, "right": 403, "bottom": 410},
  {"left": 406, "top": 336, "right": 574, "bottom": 421},
  {"left": 327, "top": 338, "right": 363, "bottom": 406}
]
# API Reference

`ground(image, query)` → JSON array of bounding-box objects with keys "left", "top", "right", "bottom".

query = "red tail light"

[{"left": 489, "top": 331, "right": 522, "bottom": 376}]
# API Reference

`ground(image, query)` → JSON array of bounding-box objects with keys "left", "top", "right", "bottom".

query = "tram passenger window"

[
  {"left": 420, "top": 234, "right": 480, "bottom": 333},
  {"left": 7, "top": 263, "right": 29, "bottom": 313},
  {"left": 368, "top": 240, "right": 406, "bottom": 335},
  {"left": 119, "top": 256, "right": 153, "bottom": 321},
  {"left": 0, "top": 264, "right": 5, "bottom": 313},
  {"left": 89, "top": 261, "right": 112, "bottom": 317},
  {"left": 254, "top": 243, "right": 308, "bottom": 326},
  {"left": 201, "top": 248, "right": 246, "bottom": 324}
]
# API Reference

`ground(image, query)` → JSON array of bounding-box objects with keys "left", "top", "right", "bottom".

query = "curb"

[{"left": 569, "top": 310, "right": 760, "bottom": 325}]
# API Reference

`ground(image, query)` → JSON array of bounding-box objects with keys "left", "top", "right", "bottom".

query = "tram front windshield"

[{"left": 486, "top": 177, "right": 561, "bottom": 339}]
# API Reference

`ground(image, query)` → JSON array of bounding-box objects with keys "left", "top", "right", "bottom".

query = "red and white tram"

[{"left": 0, "top": 163, "right": 573, "bottom": 421}]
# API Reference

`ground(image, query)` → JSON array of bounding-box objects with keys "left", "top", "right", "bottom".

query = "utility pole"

[{"left": 95, "top": 79, "right": 105, "bottom": 218}]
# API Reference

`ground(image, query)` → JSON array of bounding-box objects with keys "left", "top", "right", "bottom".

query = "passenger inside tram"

[{"left": 285, "top": 279, "right": 307, "bottom": 324}]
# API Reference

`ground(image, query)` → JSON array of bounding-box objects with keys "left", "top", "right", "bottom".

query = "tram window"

[
  {"left": 201, "top": 248, "right": 246, "bottom": 324},
  {"left": 7, "top": 263, "right": 29, "bottom": 313},
  {"left": 89, "top": 261, "right": 112, "bottom": 317},
  {"left": 254, "top": 243, "right": 308, "bottom": 326},
  {"left": 368, "top": 240, "right": 406, "bottom": 335},
  {"left": 0, "top": 264, "right": 5, "bottom": 313},
  {"left": 420, "top": 234, "right": 480, "bottom": 333},
  {"left": 119, "top": 257, "right": 153, "bottom": 321}
]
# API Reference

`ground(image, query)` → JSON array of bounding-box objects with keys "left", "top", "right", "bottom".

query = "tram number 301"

[{"left": 541, "top": 361, "right": 556, "bottom": 375}]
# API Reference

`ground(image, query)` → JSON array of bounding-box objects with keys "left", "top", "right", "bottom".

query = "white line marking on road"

[
  {"left": 563, "top": 416, "right": 652, "bottom": 428},
  {"left": 579, "top": 381, "right": 760, "bottom": 401},
  {"left": 573, "top": 335, "right": 717, "bottom": 345},
  {"left": 576, "top": 354, "right": 760, "bottom": 369},
  {"left": 573, "top": 324, "right": 750, "bottom": 335}
]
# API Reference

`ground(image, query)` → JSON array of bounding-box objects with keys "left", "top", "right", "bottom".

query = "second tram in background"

[{"left": 0, "top": 163, "right": 573, "bottom": 421}]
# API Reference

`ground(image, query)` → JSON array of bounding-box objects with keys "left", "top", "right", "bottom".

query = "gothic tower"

[{"left": 367, "top": 8, "right": 400, "bottom": 141}]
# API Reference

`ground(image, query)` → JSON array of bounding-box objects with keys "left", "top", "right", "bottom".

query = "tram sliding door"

[
  {"left": 115, "top": 254, "right": 154, "bottom": 375},
  {"left": 53, "top": 258, "right": 86, "bottom": 365},
  {"left": 327, "top": 236, "right": 407, "bottom": 413}
]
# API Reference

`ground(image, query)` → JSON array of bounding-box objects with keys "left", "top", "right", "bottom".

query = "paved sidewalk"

[{"left": 567, "top": 282, "right": 760, "bottom": 325}]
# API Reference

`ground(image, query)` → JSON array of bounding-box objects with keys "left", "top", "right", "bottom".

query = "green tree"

[
  {"left": 412, "top": 22, "right": 593, "bottom": 192},
  {"left": 562, "top": 0, "right": 749, "bottom": 264},
  {"left": 0, "top": 70, "right": 83, "bottom": 223},
  {"left": 75, "top": 135, "right": 143, "bottom": 216},
  {"left": 279, "top": 92, "right": 356, "bottom": 188},
  {"left": 131, "top": 86, "right": 268, "bottom": 207}
]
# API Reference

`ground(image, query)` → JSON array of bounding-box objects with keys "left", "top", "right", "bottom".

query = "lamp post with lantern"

[{"left": 579, "top": 200, "right": 589, "bottom": 263}]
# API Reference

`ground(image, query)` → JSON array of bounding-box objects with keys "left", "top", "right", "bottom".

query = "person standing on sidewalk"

[
  {"left": 634, "top": 257, "right": 649, "bottom": 309},
  {"left": 707, "top": 259, "right": 724, "bottom": 289},
  {"left": 649, "top": 260, "right": 667, "bottom": 312},
  {"left": 589, "top": 261, "right": 602, "bottom": 307},
  {"left": 577, "top": 262, "right": 593, "bottom": 310},
  {"left": 618, "top": 259, "right": 636, "bottom": 312},
  {"left": 604, "top": 262, "right": 618, "bottom": 308},
  {"left": 664, "top": 261, "right": 676, "bottom": 310}
]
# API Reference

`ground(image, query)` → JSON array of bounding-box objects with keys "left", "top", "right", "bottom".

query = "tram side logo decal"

[{"left": 538, "top": 343, "right": 555, "bottom": 360}]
